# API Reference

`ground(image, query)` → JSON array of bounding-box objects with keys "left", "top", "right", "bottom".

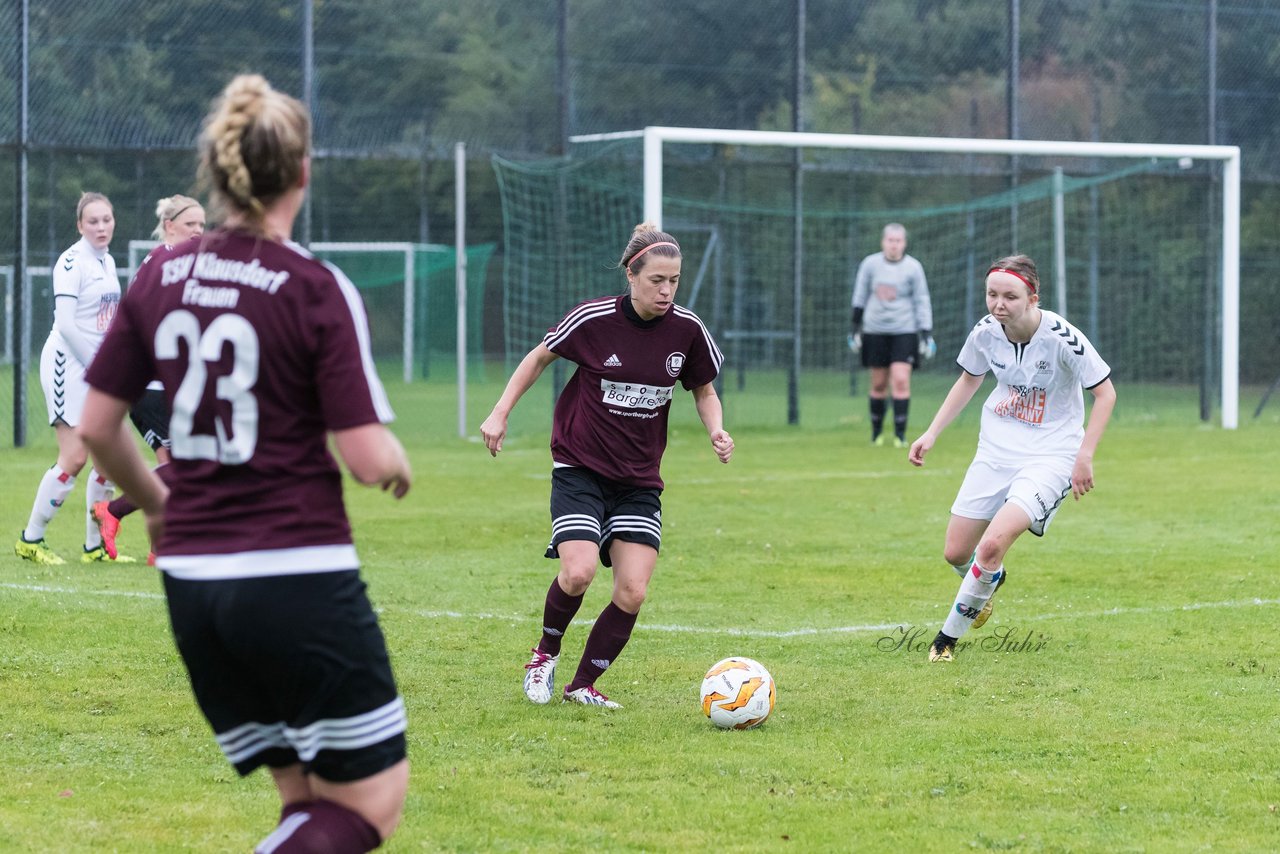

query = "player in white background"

[
  {"left": 908, "top": 254, "right": 1117, "bottom": 663},
  {"left": 15, "top": 192, "right": 133, "bottom": 564}
]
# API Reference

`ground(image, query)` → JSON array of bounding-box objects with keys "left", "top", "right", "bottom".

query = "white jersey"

[
  {"left": 957, "top": 309, "right": 1110, "bottom": 461},
  {"left": 46, "top": 236, "right": 121, "bottom": 367}
]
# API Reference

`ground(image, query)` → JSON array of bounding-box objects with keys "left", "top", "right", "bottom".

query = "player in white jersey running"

[
  {"left": 908, "top": 254, "right": 1117, "bottom": 663},
  {"left": 15, "top": 192, "right": 133, "bottom": 565}
]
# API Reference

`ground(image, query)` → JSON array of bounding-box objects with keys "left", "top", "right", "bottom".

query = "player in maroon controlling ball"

[
  {"left": 79, "top": 74, "right": 412, "bottom": 853},
  {"left": 481, "top": 222, "right": 734, "bottom": 710}
]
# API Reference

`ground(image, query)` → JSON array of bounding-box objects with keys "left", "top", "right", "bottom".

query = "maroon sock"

[
  {"left": 106, "top": 464, "right": 174, "bottom": 520},
  {"left": 565, "top": 601, "right": 638, "bottom": 693},
  {"left": 538, "top": 578, "right": 584, "bottom": 657},
  {"left": 254, "top": 798, "right": 381, "bottom": 853},
  {"left": 107, "top": 493, "right": 138, "bottom": 520}
]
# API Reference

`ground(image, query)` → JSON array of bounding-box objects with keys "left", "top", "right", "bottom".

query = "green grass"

[{"left": 2, "top": 374, "right": 1280, "bottom": 851}]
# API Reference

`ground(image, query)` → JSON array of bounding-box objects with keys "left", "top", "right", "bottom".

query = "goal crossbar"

[{"left": 570, "top": 126, "right": 1243, "bottom": 429}]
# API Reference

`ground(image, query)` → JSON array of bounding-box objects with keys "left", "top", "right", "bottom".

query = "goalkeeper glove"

[
  {"left": 848, "top": 332, "right": 862, "bottom": 354},
  {"left": 919, "top": 334, "right": 936, "bottom": 361}
]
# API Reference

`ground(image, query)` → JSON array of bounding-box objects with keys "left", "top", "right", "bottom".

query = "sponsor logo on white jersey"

[
  {"left": 600, "top": 379, "right": 674, "bottom": 410},
  {"left": 604, "top": 353, "right": 622, "bottom": 367}
]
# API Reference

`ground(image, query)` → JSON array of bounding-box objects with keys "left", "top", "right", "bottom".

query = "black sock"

[
  {"left": 869, "top": 397, "right": 887, "bottom": 439},
  {"left": 892, "top": 397, "right": 909, "bottom": 440}
]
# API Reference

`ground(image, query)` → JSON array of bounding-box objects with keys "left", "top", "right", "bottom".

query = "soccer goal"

[
  {"left": 493, "top": 127, "right": 1240, "bottom": 429},
  {"left": 128, "top": 239, "right": 493, "bottom": 397},
  {"left": 565, "top": 126, "right": 1241, "bottom": 429}
]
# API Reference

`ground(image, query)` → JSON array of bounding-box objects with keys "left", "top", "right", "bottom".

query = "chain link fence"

[{"left": 3, "top": 0, "right": 1279, "bottom": 443}]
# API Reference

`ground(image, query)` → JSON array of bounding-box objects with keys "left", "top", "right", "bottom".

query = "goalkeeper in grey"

[{"left": 849, "top": 223, "right": 935, "bottom": 448}]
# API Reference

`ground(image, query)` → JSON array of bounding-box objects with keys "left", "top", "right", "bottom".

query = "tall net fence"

[
  {"left": 3, "top": 0, "right": 1279, "bottom": 442},
  {"left": 493, "top": 141, "right": 1249, "bottom": 428}
]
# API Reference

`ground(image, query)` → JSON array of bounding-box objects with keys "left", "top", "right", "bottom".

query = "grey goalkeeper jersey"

[{"left": 851, "top": 252, "right": 933, "bottom": 335}]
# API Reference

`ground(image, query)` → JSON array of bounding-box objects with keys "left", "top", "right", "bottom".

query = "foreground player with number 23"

[
  {"left": 481, "top": 223, "right": 733, "bottom": 710},
  {"left": 908, "top": 255, "right": 1116, "bottom": 663},
  {"left": 80, "top": 74, "right": 412, "bottom": 853}
]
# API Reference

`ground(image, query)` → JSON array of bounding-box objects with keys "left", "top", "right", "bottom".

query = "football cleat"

[
  {"left": 147, "top": 552, "right": 156, "bottom": 567},
  {"left": 522, "top": 647, "right": 559, "bottom": 705},
  {"left": 971, "top": 570, "right": 1008, "bottom": 630},
  {"left": 15, "top": 536, "right": 65, "bottom": 565},
  {"left": 563, "top": 685, "right": 621, "bottom": 709},
  {"left": 872, "top": 433, "right": 887, "bottom": 447},
  {"left": 82, "top": 546, "right": 138, "bottom": 564},
  {"left": 893, "top": 436, "right": 907, "bottom": 449},
  {"left": 90, "top": 501, "right": 121, "bottom": 560},
  {"left": 928, "top": 632, "right": 956, "bottom": 663}
]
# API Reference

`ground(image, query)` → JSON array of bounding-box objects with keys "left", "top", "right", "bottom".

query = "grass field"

[{"left": 2, "top": 371, "right": 1279, "bottom": 851}]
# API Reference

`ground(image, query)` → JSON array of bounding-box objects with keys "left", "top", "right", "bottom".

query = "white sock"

[
  {"left": 949, "top": 551, "right": 976, "bottom": 578},
  {"left": 23, "top": 465, "right": 76, "bottom": 542},
  {"left": 84, "top": 469, "right": 115, "bottom": 550},
  {"left": 940, "top": 561, "right": 1004, "bottom": 639}
]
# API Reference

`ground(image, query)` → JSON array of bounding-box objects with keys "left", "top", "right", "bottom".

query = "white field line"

[{"left": 4, "top": 582, "right": 1279, "bottom": 638}]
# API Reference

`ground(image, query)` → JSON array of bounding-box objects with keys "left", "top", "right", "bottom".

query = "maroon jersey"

[
  {"left": 86, "top": 228, "right": 394, "bottom": 579},
  {"left": 543, "top": 295, "right": 722, "bottom": 488}
]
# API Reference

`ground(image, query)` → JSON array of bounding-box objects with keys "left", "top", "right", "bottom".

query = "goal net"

[
  {"left": 493, "top": 128, "right": 1239, "bottom": 429},
  {"left": 128, "top": 240, "right": 495, "bottom": 384}
]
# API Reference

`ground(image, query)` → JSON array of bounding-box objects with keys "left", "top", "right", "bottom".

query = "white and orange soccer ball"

[{"left": 699, "top": 657, "right": 775, "bottom": 730}]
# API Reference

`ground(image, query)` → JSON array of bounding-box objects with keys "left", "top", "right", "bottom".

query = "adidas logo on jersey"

[{"left": 604, "top": 354, "right": 622, "bottom": 367}]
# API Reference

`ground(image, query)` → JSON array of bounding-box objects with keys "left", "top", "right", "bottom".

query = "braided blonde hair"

[{"left": 199, "top": 74, "right": 309, "bottom": 229}]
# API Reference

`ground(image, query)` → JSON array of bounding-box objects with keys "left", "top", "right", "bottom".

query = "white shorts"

[
  {"left": 950, "top": 456, "right": 1074, "bottom": 537},
  {"left": 40, "top": 336, "right": 90, "bottom": 427}
]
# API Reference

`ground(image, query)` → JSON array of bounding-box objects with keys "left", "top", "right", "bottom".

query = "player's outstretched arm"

[
  {"left": 691, "top": 382, "right": 733, "bottom": 464},
  {"left": 480, "top": 344, "right": 558, "bottom": 457},
  {"left": 908, "top": 371, "right": 985, "bottom": 467},
  {"left": 1071, "top": 377, "right": 1117, "bottom": 500},
  {"left": 333, "top": 423, "right": 412, "bottom": 499}
]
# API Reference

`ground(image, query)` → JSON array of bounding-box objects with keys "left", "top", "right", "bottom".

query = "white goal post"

[{"left": 571, "top": 126, "right": 1242, "bottom": 429}]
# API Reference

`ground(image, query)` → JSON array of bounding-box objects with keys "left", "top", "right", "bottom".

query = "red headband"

[
  {"left": 987, "top": 266, "right": 1036, "bottom": 294},
  {"left": 627, "top": 241, "right": 679, "bottom": 269}
]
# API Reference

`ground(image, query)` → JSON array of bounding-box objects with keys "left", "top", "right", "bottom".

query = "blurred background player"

[
  {"left": 15, "top": 192, "right": 134, "bottom": 564},
  {"left": 92, "top": 194, "right": 207, "bottom": 563},
  {"left": 481, "top": 223, "right": 734, "bottom": 709},
  {"left": 849, "top": 223, "right": 935, "bottom": 448},
  {"left": 79, "top": 74, "right": 412, "bottom": 853},
  {"left": 908, "top": 255, "right": 1116, "bottom": 663}
]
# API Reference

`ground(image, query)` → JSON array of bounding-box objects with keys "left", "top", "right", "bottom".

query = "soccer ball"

[{"left": 699, "top": 657, "right": 775, "bottom": 730}]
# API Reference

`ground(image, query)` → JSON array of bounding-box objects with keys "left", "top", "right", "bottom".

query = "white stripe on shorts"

[
  {"left": 216, "top": 696, "right": 406, "bottom": 765},
  {"left": 603, "top": 514, "right": 662, "bottom": 542},
  {"left": 551, "top": 513, "right": 602, "bottom": 539}
]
